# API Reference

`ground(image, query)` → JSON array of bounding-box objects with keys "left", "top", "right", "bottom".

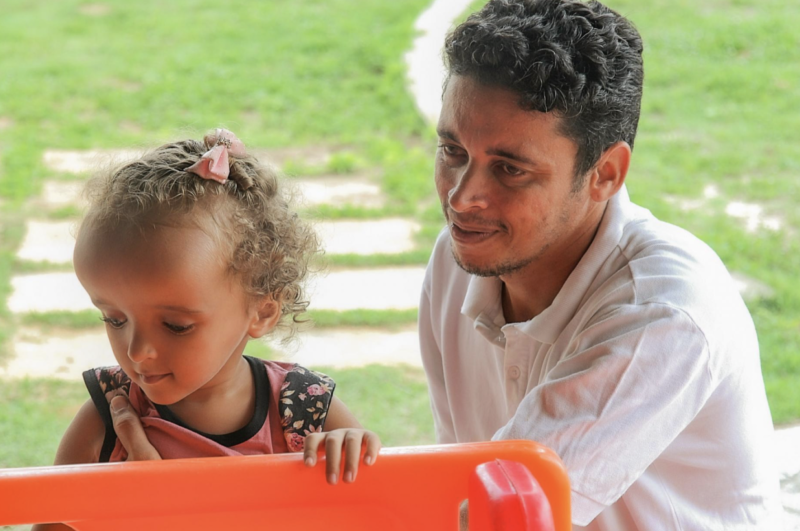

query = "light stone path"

[
  {"left": 8, "top": 145, "right": 426, "bottom": 381},
  {"left": 404, "top": 0, "right": 475, "bottom": 124},
  {"left": 15, "top": 217, "right": 421, "bottom": 265},
  {"left": 3, "top": 1, "right": 797, "bottom": 525},
  {"left": 8, "top": 267, "right": 426, "bottom": 314},
  {"left": 42, "top": 149, "right": 145, "bottom": 174},
  {"left": 0, "top": 325, "right": 421, "bottom": 380},
  {"left": 295, "top": 175, "right": 384, "bottom": 209}
]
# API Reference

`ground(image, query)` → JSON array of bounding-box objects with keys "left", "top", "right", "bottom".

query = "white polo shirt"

[{"left": 419, "top": 187, "right": 783, "bottom": 529}]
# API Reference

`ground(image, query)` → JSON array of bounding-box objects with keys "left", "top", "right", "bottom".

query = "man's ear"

[
  {"left": 248, "top": 297, "right": 282, "bottom": 338},
  {"left": 588, "top": 141, "right": 630, "bottom": 202}
]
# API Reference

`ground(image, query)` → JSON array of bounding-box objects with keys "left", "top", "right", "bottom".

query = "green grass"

[
  {"left": 0, "top": 0, "right": 434, "bottom": 357},
  {"left": 0, "top": 364, "right": 434, "bottom": 469},
  {"left": 18, "top": 308, "right": 419, "bottom": 332},
  {"left": 307, "top": 309, "right": 418, "bottom": 329},
  {"left": 610, "top": 0, "right": 800, "bottom": 423},
  {"left": 323, "top": 250, "right": 432, "bottom": 268},
  {"left": 12, "top": 259, "right": 75, "bottom": 274},
  {"left": 20, "top": 310, "right": 101, "bottom": 329},
  {"left": 1, "top": 0, "right": 799, "bottom": 483},
  {"left": 0, "top": 379, "right": 87, "bottom": 469}
]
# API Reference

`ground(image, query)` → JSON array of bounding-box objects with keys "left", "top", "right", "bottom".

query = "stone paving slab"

[
  {"left": 43, "top": 149, "right": 145, "bottom": 174},
  {"left": 294, "top": 175, "right": 384, "bottom": 208},
  {"left": 40, "top": 175, "right": 385, "bottom": 211},
  {"left": 16, "top": 220, "right": 77, "bottom": 264},
  {"left": 0, "top": 328, "right": 113, "bottom": 379},
  {"left": 8, "top": 272, "right": 92, "bottom": 313},
  {"left": 268, "top": 326, "right": 421, "bottom": 369},
  {"left": 776, "top": 425, "right": 800, "bottom": 529},
  {"left": 42, "top": 181, "right": 87, "bottom": 208},
  {"left": 15, "top": 217, "right": 420, "bottom": 268},
  {"left": 316, "top": 219, "right": 420, "bottom": 255},
  {"left": 0, "top": 326, "right": 421, "bottom": 380},
  {"left": 9, "top": 267, "right": 427, "bottom": 314},
  {"left": 308, "top": 267, "right": 426, "bottom": 311}
]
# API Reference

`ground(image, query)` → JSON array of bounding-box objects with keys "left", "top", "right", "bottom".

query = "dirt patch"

[
  {"left": 292, "top": 173, "right": 385, "bottom": 208},
  {"left": 102, "top": 78, "right": 143, "bottom": 93},
  {"left": 78, "top": 3, "right": 111, "bottom": 16},
  {"left": 251, "top": 145, "right": 353, "bottom": 170},
  {"left": 43, "top": 148, "right": 145, "bottom": 175}
]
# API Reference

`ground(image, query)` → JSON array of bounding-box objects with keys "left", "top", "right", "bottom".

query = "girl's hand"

[{"left": 303, "top": 429, "right": 381, "bottom": 485}]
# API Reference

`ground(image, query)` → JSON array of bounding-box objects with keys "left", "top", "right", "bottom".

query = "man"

[{"left": 420, "top": 0, "right": 782, "bottom": 528}]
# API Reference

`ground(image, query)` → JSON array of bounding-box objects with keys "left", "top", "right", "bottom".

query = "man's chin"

[{"left": 451, "top": 251, "right": 529, "bottom": 278}]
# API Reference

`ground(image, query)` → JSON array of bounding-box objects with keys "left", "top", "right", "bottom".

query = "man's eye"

[
  {"left": 439, "top": 144, "right": 462, "bottom": 157},
  {"left": 500, "top": 163, "right": 524, "bottom": 176},
  {"left": 100, "top": 317, "right": 126, "bottom": 329},
  {"left": 164, "top": 322, "right": 193, "bottom": 334}
]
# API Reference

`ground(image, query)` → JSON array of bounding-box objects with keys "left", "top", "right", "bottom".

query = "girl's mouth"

[{"left": 139, "top": 373, "right": 169, "bottom": 385}]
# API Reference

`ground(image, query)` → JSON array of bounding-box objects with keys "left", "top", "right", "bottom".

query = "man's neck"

[{"left": 500, "top": 208, "right": 606, "bottom": 324}]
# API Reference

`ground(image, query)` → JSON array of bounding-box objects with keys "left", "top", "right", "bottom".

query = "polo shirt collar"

[{"left": 461, "top": 186, "right": 634, "bottom": 346}]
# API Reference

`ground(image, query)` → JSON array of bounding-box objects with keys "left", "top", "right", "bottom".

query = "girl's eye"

[
  {"left": 164, "top": 322, "right": 194, "bottom": 334},
  {"left": 100, "top": 317, "right": 126, "bottom": 329}
]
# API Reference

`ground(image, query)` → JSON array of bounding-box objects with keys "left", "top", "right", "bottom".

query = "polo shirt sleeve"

[
  {"left": 492, "top": 302, "right": 715, "bottom": 526},
  {"left": 419, "top": 263, "right": 458, "bottom": 444}
]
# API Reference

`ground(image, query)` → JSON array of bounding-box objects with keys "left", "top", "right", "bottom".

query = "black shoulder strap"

[{"left": 82, "top": 367, "right": 131, "bottom": 462}]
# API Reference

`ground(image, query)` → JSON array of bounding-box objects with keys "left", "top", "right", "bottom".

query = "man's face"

[{"left": 435, "top": 75, "right": 598, "bottom": 279}]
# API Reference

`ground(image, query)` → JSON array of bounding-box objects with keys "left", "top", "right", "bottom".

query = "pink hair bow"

[{"left": 185, "top": 128, "right": 247, "bottom": 184}]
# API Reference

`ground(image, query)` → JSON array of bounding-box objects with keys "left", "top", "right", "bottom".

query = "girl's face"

[{"left": 74, "top": 222, "right": 272, "bottom": 407}]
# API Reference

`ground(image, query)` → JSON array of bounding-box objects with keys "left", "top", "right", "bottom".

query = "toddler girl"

[{"left": 43, "top": 129, "right": 379, "bottom": 501}]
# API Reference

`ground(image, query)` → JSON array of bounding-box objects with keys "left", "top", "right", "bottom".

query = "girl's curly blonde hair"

[{"left": 80, "top": 137, "right": 320, "bottom": 338}]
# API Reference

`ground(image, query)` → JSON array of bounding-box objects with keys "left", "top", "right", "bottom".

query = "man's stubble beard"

[
  {"left": 446, "top": 202, "right": 572, "bottom": 278},
  {"left": 450, "top": 241, "right": 550, "bottom": 278}
]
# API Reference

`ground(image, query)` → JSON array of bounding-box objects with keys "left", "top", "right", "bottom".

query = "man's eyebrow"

[
  {"left": 437, "top": 129, "right": 542, "bottom": 167},
  {"left": 487, "top": 147, "right": 540, "bottom": 167},
  {"left": 436, "top": 129, "right": 458, "bottom": 142}
]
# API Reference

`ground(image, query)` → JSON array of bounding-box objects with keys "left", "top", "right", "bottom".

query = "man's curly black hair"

[{"left": 444, "top": 0, "right": 644, "bottom": 183}]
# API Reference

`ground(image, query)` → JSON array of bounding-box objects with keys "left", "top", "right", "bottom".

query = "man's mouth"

[{"left": 449, "top": 221, "right": 498, "bottom": 244}]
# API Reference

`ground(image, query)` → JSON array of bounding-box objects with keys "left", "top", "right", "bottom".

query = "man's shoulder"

[
  {"left": 596, "top": 201, "right": 755, "bottom": 354},
  {"left": 608, "top": 200, "right": 734, "bottom": 300}
]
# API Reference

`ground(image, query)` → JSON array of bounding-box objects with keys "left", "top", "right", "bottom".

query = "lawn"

[
  {"left": 608, "top": 0, "right": 800, "bottom": 423},
  {"left": 1, "top": 0, "right": 799, "bottom": 473},
  {"left": 0, "top": 0, "right": 438, "bottom": 469}
]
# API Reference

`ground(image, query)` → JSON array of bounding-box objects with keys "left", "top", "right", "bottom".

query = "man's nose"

[{"left": 447, "top": 164, "right": 489, "bottom": 213}]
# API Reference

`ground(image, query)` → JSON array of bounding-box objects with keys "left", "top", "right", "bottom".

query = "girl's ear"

[{"left": 248, "top": 297, "right": 281, "bottom": 338}]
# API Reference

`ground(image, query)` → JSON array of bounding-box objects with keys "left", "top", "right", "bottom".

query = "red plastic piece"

[{"left": 469, "top": 459, "right": 556, "bottom": 531}]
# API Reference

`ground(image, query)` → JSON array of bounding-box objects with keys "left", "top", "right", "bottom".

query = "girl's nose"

[{"left": 127, "top": 329, "right": 156, "bottom": 363}]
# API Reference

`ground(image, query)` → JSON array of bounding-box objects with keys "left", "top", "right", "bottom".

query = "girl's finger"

[
  {"left": 363, "top": 431, "right": 382, "bottom": 466},
  {"left": 342, "top": 431, "right": 364, "bottom": 483},
  {"left": 324, "top": 431, "right": 345, "bottom": 484},
  {"left": 303, "top": 433, "right": 324, "bottom": 466}
]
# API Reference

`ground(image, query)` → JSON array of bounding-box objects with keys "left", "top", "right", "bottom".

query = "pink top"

[{"left": 83, "top": 356, "right": 335, "bottom": 462}]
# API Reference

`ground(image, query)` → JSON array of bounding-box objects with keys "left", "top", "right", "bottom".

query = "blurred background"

[{"left": 0, "top": 0, "right": 797, "bottom": 491}]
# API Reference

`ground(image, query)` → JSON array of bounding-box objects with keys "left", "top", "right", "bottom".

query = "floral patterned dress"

[{"left": 83, "top": 356, "right": 336, "bottom": 462}]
